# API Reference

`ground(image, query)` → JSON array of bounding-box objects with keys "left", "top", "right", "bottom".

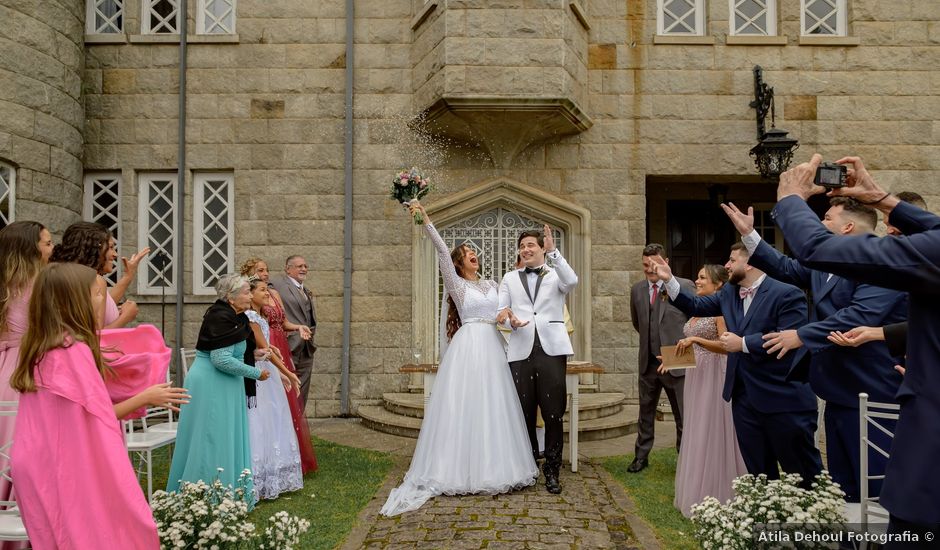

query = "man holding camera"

[
  {"left": 772, "top": 153, "right": 940, "bottom": 547},
  {"left": 722, "top": 197, "right": 907, "bottom": 503}
]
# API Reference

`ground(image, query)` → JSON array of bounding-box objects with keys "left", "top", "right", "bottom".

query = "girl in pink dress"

[
  {"left": 669, "top": 264, "right": 748, "bottom": 517},
  {"left": 240, "top": 259, "right": 318, "bottom": 473},
  {"left": 49, "top": 222, "right": 149, "bottom": 329},
  {"left": 10, "top": 263, "right": 188, "bottom": 549}
]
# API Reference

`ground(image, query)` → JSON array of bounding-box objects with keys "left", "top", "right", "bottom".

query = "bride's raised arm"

[{"left": 409, "top": 201, "right": 465, "bottom": 306}]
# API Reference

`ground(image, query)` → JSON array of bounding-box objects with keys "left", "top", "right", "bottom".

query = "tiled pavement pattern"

[{"left": 342, "top": 462, "right": 659, "bottom": 550}]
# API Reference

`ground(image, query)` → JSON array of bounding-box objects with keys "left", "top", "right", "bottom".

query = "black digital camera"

[{"left": 814, "top": 162, "right": 847, "bottom": 188}]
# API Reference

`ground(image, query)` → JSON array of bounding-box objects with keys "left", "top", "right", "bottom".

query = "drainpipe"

[
  {"left": 340, "top": 0, "right": 354, "bottom": 415},
  {"left": 175, "top": 0, "right": 188, "bottom": 382}
]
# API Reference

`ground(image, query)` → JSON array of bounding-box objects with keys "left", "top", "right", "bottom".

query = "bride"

[{"left": 380, "top": 201, "right": 539, "bottom": 516}]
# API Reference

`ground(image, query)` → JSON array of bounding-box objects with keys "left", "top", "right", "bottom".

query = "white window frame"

[
  {"left": 657, "top": 0, "right": 706, "bottom": 36},
  {"left": 141, "top": 0, "right": 180, "bottom": 34},
  {"left": 0, "top": 162, "right": 15, "bottom": 229},
  {"left": 86, "top": 0, "right": 125, "bottom": 34},
  {"left": 801, "top": 0, "right": 847, "bottom": 36},
  {"left": 729, "top": 0, "right": 777, "bottom": 36},
  {"left": 193, "top": 172, "right": 235, "bottom": 295},
  {"left": 196, "top": 0, "right": 237, "bottom": 35},
  {"left": 83, "top": 172, "right": 123, "bottom": 285},
  {"left": 138, "top": 173, "right": 178, "bottom": 295}
]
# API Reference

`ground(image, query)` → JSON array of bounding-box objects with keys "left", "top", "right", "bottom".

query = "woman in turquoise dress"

[{"left": 167, "top": 274, "right": 270, "bottom": 504}]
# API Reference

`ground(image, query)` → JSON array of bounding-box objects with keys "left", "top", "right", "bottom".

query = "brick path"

[{"left": 341, "top": 462, "right": 660, "bottom": 549}]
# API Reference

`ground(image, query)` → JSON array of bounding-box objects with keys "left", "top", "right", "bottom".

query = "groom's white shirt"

[{"left": 497, "top": 249, "right": 578, "bottom": 362}]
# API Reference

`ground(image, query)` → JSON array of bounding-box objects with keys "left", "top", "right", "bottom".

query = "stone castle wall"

[
  {"left": 0, "top": 0, "right": 85, "bottom": 228},
  {"left": 68, "top": 0, "right": 940, "bottom": 416}
]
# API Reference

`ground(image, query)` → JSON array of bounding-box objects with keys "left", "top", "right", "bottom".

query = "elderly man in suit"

[
  {"left": 268, "top": 255, "right": 317, "bottom": 410},
  {"left": 627, "top": 244, "right": 694, "bottom": 473},
  {"left": 653, "top": 243, "right": 823, "bottom": 487},
  {"left": 772, "top": 153, "right": 940, "bottom": 547},
  {"left": 722, "top": 197, "right": 907, "bottom": 502},
  {"left": 497, "top": 225, "right": 578, "bottom": 494}
]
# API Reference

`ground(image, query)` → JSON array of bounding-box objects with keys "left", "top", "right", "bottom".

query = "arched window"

[{"left": 0, "top": 162, "right": 15, "bottom": 229}]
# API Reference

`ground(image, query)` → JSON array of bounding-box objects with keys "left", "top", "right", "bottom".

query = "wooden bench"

[{"left": 400, "top": 360, "right": 604, "bottom": 472}]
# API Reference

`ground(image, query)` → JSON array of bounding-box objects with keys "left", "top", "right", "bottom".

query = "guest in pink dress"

[
  {"left": 49, "top": 222, "right": 149, "bottom": 328},
  {"left": 0, "top": 221, "right": 53, "bottom": 530},
  {"left": 240, "top": 259, "right": 318, "bottom": 473},
  {"left": 10, "top": 263, "right": 189, "bottom": 548},
  {"left": 666, "top": 264, "right": 748, "bottom": 517}
]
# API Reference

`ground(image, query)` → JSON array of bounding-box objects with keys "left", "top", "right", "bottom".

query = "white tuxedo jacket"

[{"left": 497, "top": 250, "right": 578, "bottom": 362}]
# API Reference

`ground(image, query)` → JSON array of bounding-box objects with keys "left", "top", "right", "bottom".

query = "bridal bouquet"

[
  {"left": 690, "top": 471, "right": 846, "bottom": 549},
  {"left": 390, "top": 167, "right": 432, "bottom": 224},
  {"left": 151, "top": 469, "right": 310, "bottom": 549}
]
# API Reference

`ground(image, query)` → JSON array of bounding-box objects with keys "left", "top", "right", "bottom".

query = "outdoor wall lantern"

[{"left": 749, "top": 65, "right": 799, "bottom": 179}]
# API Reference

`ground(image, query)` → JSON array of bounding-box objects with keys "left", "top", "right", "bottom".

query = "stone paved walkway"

[{"left": 340, "top": 461, "right": 660, "bottom": 549}]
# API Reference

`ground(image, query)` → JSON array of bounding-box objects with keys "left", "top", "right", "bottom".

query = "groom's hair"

[{"left": 517, "top": 229, "right": 543, "bottom": 248}]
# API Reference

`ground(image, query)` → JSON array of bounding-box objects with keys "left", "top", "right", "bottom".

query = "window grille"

[
  {"left": 193, "top": 172, "right": 234, "bottom": 295},
  {"left": 137, "top": 173, "right": 178, "bottom": 294},
  {"left": 86, "top": 0, "right": 124, "bottom": 34},
  {"left": 657, "top": 0, "right": 706, "bottom": 35},
  {"left": 142, "top": 0, "right": 180, "bottom": 34},
  {"left": 0, "top": 163, "right": 14, "bottom": 230},
  {"left": 802, "top": 0, "right": 846, "bottom": 36},
  {"left": 730, "top": 0, "right": 777, "bottom": 36},
  {"left": 197, "top": 0, "right": 236, "bottom": 34},
  {"left": 84, "top": 172, "right": 122, "bottom": 285}
]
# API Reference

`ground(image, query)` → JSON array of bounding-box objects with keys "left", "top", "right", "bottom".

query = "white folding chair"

[
  {"left": 179, "top": 347, "right": 196, "bottom": 380},
  {"left": 859, "top": 392, "right": 898, "bottom": 530},
  {"left": 0, "top": 401, "right": 28, "bottom": 542},
  {"left": 124, "top": 415, "right": 176, "bottom": 502}
]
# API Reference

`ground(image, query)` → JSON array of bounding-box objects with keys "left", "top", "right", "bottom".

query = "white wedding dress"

[{"left": 380, "top": 223, "right": 539, "bottom": 516}]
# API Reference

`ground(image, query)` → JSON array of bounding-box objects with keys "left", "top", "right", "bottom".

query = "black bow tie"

[{"left": 524, "top": 266, "right": 543, "bottom": 274}]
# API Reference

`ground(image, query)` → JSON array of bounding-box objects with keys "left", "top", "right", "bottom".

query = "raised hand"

[
  {"left": 121, "top": 247, "right": 151, "bottom": 278},
  {"left": 762, "top": 329, "right": 803, "bottom": 359},
  {"left": 648, "top": 255, "right": 673, "bottom": 281},
  {"left": 543, "top": 224, "right": 555, "bottom": 252},
  {"left": 777, "top": 153, "right": 826, "bottom": 201},
  {"left": 409, "top": 200, "right": 430, "bottom": 223},
  {"left": 721, "top": 203, "right": 755, "bottom": 236},
  {"left": 830, "top": 156, "right": 897, "bottom": 209}
]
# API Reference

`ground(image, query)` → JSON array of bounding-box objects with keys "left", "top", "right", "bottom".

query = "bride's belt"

[{"left": 462, "top": 318, "right": 496, "bottom": 325}]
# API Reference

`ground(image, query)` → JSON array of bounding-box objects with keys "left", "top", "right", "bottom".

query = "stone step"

[
  {"left": 383, "top": 392, "right": 626, "bottom": 421},
  {"left": 358, "top": 404, "right": 639, "bottom": 442}
]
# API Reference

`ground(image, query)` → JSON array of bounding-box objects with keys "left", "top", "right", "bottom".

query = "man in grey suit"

[
  {"left": 268, "top": 255, "right": 317, "bottom": 410},
  {"left": 627, "top": 244, "right": 693, "bottom": 472}
]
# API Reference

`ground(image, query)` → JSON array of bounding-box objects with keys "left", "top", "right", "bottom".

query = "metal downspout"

[
  {"left": 340, "top": 0, "right": 355, "bottom": 416},
  {"left": 175, "top": 0, "right": 188, "bottom": 382}
]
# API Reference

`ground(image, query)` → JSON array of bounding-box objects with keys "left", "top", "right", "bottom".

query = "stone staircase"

[{"left": 359, "top": 392, "right": 638, "bottom": 441}]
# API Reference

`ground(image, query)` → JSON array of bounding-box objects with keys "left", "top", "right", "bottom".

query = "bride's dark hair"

[{"left": 445, "top": 244, "right": 482, "bottom": 341}]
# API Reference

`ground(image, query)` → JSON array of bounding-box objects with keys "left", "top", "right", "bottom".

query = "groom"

[{"left": 497, "top": 225, "right": 578, "bottom": 494}]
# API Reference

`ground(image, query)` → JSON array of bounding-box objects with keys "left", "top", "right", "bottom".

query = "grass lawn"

[
  {"left": 141, "top": 437, "right": 393, "bottom": 549},
  {"left": 603, "top": 449, "right": 700, "bottom": 550}
]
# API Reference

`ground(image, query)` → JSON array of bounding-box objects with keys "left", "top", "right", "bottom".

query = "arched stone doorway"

[{"left": 412, "top": 178, "right": 592, "bottom": 364}]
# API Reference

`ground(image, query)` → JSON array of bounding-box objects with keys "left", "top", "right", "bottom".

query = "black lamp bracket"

[{"left": 749, "top": 65, "right": 776, "bottom": 141}]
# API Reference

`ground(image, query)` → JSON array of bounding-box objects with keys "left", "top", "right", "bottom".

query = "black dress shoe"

[
  {"left": 626, "top": 458, "right": 649, "bottom": 473},
  {"left": 544, "top": 473, "right": 562, "bottom": 494}
]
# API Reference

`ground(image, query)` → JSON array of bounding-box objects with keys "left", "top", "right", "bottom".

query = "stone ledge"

[
  {"left": 410, "top": 0, "right": 438, "bottom": 31},
  {"left": 799, "top": 35, "right": 860, "bottom": 46},
  {"left": 128, "top": 34, "right": 240, "bottom": 44},
  {"left": 85, "top": 33, "right": 127, "bottom": 44},
  {"left": 726, "top": 34, "right": 788, "bottom": 46},
  {"left": 653, "top": 34, "right": 716, "bottom": 45},
  {"left": 569, "top": 0, "right": 590, "bottom": 31}
]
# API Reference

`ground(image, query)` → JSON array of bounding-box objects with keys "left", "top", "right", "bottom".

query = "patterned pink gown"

[
  {"left": 673, "top": 317, "right": 748, "bottom": 517},
  {"left": 12, "top": 341, "right": 159, "bottom": 548}
]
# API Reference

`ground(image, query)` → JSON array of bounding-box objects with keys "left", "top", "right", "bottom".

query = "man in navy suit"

[
  {"left": 653, "top": 244, "right": 822, "bottom": 486},
  {"left": 721, "top": 197, "right": 907, "bottom": 502},
  {"left": 772, "top": 153, "right": 940, "bottom": 545}
]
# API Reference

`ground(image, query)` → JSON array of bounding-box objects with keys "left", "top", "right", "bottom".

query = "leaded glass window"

[
  {"left": 193, "top": 172, "right": 234, "bottom": 295},
  {"left": 138, "top": 173, "right": 177, "bottom": 294},
  {"left": 730, "top": 0, "right": 777, "bottom": 36},
  {"left": 84, "top": 172, "right": 122, "bottom": 285},
  {"left": 142, "top": 0, "right": 179, "bottom": 34},
  {"left": 86, "top": 0, "right": 124, "bottom": 34},
  {"left": 0, "top": 163, "right": 14, "bottom": 230},
  {"left": 802, "top": 0, "right": 846, "bottom": 36},
  {"left": 197, "top": 0, "right": 236, "bottom": 34},
  {"left": 657, "top": 0, "right": 705, "bottom": 35}
]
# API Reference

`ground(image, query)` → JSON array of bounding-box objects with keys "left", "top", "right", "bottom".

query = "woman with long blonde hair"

[{"left": 10, "top": 263, "right": 188, "bottom": 548}]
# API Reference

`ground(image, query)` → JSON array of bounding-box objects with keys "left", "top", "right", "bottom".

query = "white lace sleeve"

[{"left": 425, "top": 223, "right": 465, "bottom": 309}]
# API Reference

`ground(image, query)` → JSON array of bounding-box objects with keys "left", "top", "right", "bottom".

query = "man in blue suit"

[
  {"left": 721, "top": 197, "right": 907, "bottom": 502},
  {"left": 653, "top": 244, "right": 822, "bottom": 486},
  {"left": 773, "top": 153, "right": 940, "bottom": 545}
]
